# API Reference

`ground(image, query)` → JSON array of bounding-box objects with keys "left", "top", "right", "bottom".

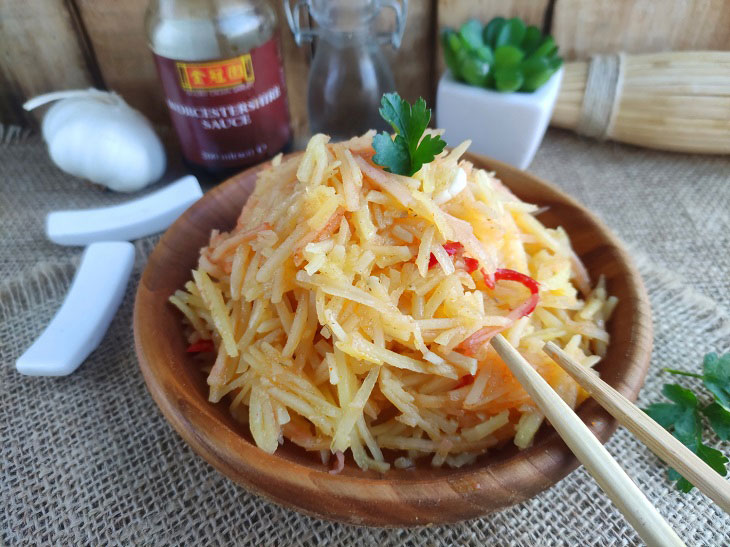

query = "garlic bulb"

[{"left": 24, "top": 89, "right": 166, "bottom": 192}]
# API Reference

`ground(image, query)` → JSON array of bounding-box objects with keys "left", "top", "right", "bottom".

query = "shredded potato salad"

[{"left": 170, "top": 131, "right": 617, "bottom": 472}]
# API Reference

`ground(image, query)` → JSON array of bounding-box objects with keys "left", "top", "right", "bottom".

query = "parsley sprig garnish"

[
  {"left": 372, "top": 93, "right": 447, "bottom": 177},
  {"left": 644, "top": 353, "right": 730, "bottom": 492}
]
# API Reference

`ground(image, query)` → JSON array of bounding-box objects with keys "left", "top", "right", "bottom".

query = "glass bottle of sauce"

[
  {"left": 146, "top": 0, "right": 292, "bottom": 177},
  {"left": 284, "top": 0, "right": 406, "bottom": 141}
]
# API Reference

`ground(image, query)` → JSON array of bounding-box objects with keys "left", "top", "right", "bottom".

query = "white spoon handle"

[
  {"left": 16, "top": 242, "right": 135, "bottom": 376},
  {"left": 46, "top": 175, "right": 202, "bottom": 245}
]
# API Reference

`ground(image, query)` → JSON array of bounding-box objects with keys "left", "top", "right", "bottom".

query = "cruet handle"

[
  {"left": 283, "top": 0, "right": 317, "bottom": 46},
  {"left": 377, "top": 0, "right": 407, "bottom": 48}
]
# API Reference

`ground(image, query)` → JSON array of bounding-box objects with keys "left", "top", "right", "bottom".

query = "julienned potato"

[{"left": 169, "top": 130, "right": 615, "bottom": 472}]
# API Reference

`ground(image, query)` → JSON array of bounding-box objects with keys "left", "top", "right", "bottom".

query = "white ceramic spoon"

[
  {"left": 46, "top": 175, "right": 202, "bottom": 245},
  {"left": 16, "top": 242, "right": 136, "bottom": 376}
]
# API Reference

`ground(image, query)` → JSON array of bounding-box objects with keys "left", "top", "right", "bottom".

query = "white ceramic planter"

[{"left": 436, "top": 67, "right": 563, "bottom": 170}]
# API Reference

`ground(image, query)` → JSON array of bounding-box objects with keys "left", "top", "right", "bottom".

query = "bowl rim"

[{"left": 134, "top": 151, "right": 652, "bottom": 527}]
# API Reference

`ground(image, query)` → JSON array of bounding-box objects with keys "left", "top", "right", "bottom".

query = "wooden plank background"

[
  {"left": 552, "top": 0, "right": 730, "bottom": 58},
  {"left": 2, "top": 0, "right": 729, "bottom": 138},
  {"left": 0, "top": 0, "right": 98, "bottom": 126},
  {"left": 75, "top": 0, "right": 162, "bottom": 121}
]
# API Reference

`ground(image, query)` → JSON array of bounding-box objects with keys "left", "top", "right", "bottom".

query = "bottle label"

[{"left": 153, "top": 38, "right": 291, "bottom": 169}]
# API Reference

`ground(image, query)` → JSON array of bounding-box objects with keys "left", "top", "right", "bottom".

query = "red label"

[
  {"left": 176, "top": 55, "right": 255, "bottom": 90},
  {"left": 154, "top": 39, "right": 291, "bottom": 169}
]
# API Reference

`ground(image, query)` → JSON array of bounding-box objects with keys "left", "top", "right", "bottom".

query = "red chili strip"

[
  {"left": 523, "top": 293, "right": 540, "bottom": 317},
  {"left": 457, "top": 269, "right": 541, "bottom": 355},
  {"left": 425, "top": 244, "right": 540, "bottom": 318},
  {"left": 481, "top": 269, "right": 495, "bottom": 289},
  {"left": 428, "top": 241, "right": 465, "bottom": 270},
  {"left": 484, "top": 268, "right": 540, "bottom": 317},
  {"left": 453, "top": 374, "right": 475, "bottom": 389},
  {"left": 442, "top": 241, "right": 464, "bottom": 255},
  {"left": 186, "top": 339, "right": 215, "bottom": 353},
  {"left": 463, "top": 256, "right": 479, "bottom": 273},
  {"left": 494, "top": 269, "right": 539, "bottom": 294}
]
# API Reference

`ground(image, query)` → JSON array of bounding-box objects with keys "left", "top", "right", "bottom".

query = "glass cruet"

[{"left": 284, "top": 0, "right": 407, "bottom": 140}]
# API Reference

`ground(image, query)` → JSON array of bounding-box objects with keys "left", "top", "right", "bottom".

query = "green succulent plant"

[{"left": 441, "top": 16, "right": 563, "bottom": 93}]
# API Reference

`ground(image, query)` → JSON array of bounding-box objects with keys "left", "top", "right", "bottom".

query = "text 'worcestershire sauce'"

[{"left": 146, "top": 0, "right": 292, "bottom": 179}]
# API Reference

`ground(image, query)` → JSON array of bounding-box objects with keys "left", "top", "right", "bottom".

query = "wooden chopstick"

[
  {"left": 491, "top": 335, "right": 684, "bottom": 547},
  {"left": 544, "top": 341, "right": 730, "bottom": 514}
]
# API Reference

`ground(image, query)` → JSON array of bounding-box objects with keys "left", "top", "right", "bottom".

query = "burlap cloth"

[{"left": 2, "top": 129, "right": 729, "bottom": 546}]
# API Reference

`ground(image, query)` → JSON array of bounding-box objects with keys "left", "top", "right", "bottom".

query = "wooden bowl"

[{"left": 134, "top": 152, "right": 652, "bottom": 527}]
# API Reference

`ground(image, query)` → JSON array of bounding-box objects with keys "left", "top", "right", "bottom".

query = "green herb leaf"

[
  {"left": 460, "top": 56, "right": 490, "bottom": 87},
  {"left": 378, "top": 92, "right": 409, "bottom": 136},
  {"left": 522, "top": 72, "right": 554, "bottom": 92},
  {"left": 495, "top": 17, "right": 526, "bottom": 48},
  {"left": 644, "top": 402, "right": 686, "bottom": 429},
  {"left": 548, "top": 57, "right": 564, "bottom": 71},
  {"left": 520, "top": 57, "right": 553, "bottom": 92},
  {"left": 483, "top": 17, "right": 506, "bottom": 48},
  {"left": 494, "top": 45, "right": 525, "bottom": 67},
  {"left": 703, "top": 353, "right": 730, "bottom": 409},
  {"left": 667, "top": 468, "right": 694, "bottom": 493},
  {"left": 644, "top": 357, "right": 730, "bottom": 493},
  {"left": 650, "top": 399, "right": 701, "bottom": 491},
  {"left": 521, "top": 56, "right": 549, "bottom": 74},
  {"left": 662, "top": 383, "right": 698, "bottom": 408},
  {"left": 474, "top": 45, "right": 495, "bottom": 65},
  {"left": 663, "top": 367, "right": 704, "bottom": 379},
  {"left": 494, "top": 66, "right": 524, "bottom": 92},
  {"left": 441, "top": 29, "right": 464, "bottom": 79},
  {"left": 372, "top": 93, "right": 446, "bottom": 177},
  {"left": 529, "top": 36, "right": 557, "bottom": 60},
  {"left": 410, "top": 133, "right": 449, "bottom": 174},
  {"left": 521, "top": 25, "right": 542, "bottom": 54},
  {"left": 372, "top": 133, "right": 409, "bottom": 176},
  {"left": 670, "top": 441, "right": 730, "bottom": 492},
  {"left": 671, "top": 404, "right": 701, "bottom": 446},
  {"left": 697, "top": 442, "right": 729, "bottom": 475},
  {"left": 703, "top": 402, "right": 730, "bottom": 440},
  {"left": 459, "top": 19, "right": 485, "bottom": 50},
  {"left": 676, "top": 478, "right": 695, "bottom": 493}
]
